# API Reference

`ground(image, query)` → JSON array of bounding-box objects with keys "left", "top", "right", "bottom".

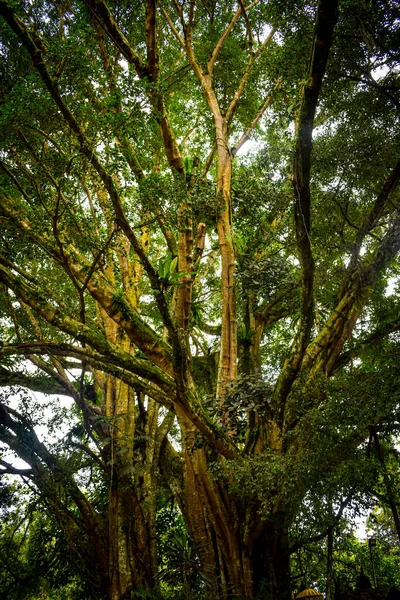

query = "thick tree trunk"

[
  {"left": 95, "top": 369, "right": 160, "bottom": 599},
  {"left": 106, "top": 477, "right": 158, "bottom": 600},
  {"left": 177, "top": 414, "right": 293, "bottom": 599}
]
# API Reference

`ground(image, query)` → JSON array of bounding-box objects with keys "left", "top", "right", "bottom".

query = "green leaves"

[
  {"left": 157, "top": 252, "right": 199, "bottom": 288},
  {"left": 237, "top": 322, "right": 255, "bottom": 343},
  {"left": 157, "top": 252, "right": 181, "bottom": 287},
  {"left": 184, "top": 155, "right": 193, "bottom": 177},
  {"left": 158, "top": 252, "right": 178, "bottom": 280}
]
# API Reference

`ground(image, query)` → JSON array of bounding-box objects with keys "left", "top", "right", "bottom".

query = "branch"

[
  {"left": 334, "top": 318, "right": 400, "bottom": 372},
  {"left": 237, "top": 0, "right": 254, "bottom": 56},
  {"left": 81, "top": 0, "right": 146, "bottom": 77},
  {"left": 192, "top": 222, "right": 207, "bottom": 267},
  {"left": 0, "top": 261, "right": 235, "bottom": 457},
  {"left": 225, "top": 26, "right": 275, "bottom": 124},
  {"left": 160, "top": 7, "right": 185, "bottom": 48},
  {"left": 85, "top": 0, "right": 184, "bottom": 174},
  {"left": 0, "top": 403, "right": 105, "bottom": 560},
  {"left": 293, "top": 0, "right": 339, "bottom": 339},
  {"left": 195, "top": 317, "right": 221, "bottom": 336},
  {"left": 145, "top": 0, "right": 159, "bottom": 82},
  {"left": 232, "top": 78, "right": 281, "bottom": 156},
  {"left": 69, "top": 442, "right": 107, "bottom": 471},
  {"left": 0, "top": 340, "right": 175, "bottom": 398},
  {"left": 347, "top": 158, "right": 400, "bottom": 272},
  {"left": 0, "top": 459, "right": 33, "bottom": 476},
  {"left": 362, "top": 71, "right": 400, "bottom": 112},
  {"left": 275, "top": 0, "right": 339, "bottom": 410},
  {"left": 0, "top": 365, "right": 66, "bottom": 396},
  {"left": 288, "top": 490, "right": 354, "bottom": 555},
  {"left": 207, "top": 0, "right": 259, "bottom": 75},
  {"left": 201, "top": 141, "right": 217, "bottom": 178},
  {"left": 302, "top": 211, "right": 400, "bottom": 377}
]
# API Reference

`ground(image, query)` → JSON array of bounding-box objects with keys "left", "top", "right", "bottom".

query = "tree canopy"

[{"left": 0, "top": 0, "right": 399, "bottom": 598}]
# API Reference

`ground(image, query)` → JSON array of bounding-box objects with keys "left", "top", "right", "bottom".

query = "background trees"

[{"left": 0, "top": 0, "right": 399, "bottom": 598}]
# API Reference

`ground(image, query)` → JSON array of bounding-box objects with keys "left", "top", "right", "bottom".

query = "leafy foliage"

[{"left": 0, "top": 0, "right": 399, "bottom": 598}]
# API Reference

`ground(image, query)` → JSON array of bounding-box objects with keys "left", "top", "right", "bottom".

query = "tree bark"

[{"left": 216, "top": 141, "right": 237, "bottom": 399}]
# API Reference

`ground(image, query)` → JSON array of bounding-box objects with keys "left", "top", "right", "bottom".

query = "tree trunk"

[
  {"left": 251, "top": 518, "right": 292, "bottom": 600},
  {"left": 176, "top": 414, "right": 293, "bottom": 599},
  {"left": 95, "top": 369, "right": 160, "bottom": 599},
  {"left": 215, "top": 124, "right": 237, "bottom": 399},
  {"left": 106, "top": 476, "right": 158, "bottom": 600}
]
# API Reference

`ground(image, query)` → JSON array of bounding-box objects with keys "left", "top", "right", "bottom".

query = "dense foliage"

[{"left": 0, "top": 0, "right": 399, "bottom": 598}]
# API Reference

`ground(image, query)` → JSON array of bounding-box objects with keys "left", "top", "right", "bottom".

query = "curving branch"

[
  {"left": 301, "top": 211, "right": 400, "bottom": 380},
  {"left": 0, "top": 364, "right": 66, "bottom": 396},
  {"left": 0, "top": 2, "right": 181, "bottom": 344},
  {"left": 347, "top": 158, "right": 400, "bottom": 273},
  {"left": 0, "top": 458, "right": 33, "bottom": 476},
  {"left": 334, "top": 318, "right": 400, "bottom": 372},
  {"left": 1, "top": 340, "right": 175, "bottom": 401}
]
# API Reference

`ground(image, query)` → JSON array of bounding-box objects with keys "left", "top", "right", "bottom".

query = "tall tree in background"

[{"left": 0, "top": 0, "right": 399, "bottom": 598}]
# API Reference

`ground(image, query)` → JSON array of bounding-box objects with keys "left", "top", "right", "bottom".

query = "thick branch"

[
  {"left": 302, "top": 212, "right": 400, "bottom": 377},
  {"left": 347, "top": 158, "right": 400, "bottom": 272},
  {"left": 81, "top": 0, "right": 146, "bottom": 77},
  {"left": 0, "top": 339, "right": 175, "bottom": 399},
  {"left": 0, "top": 459, "right": 33, "bottom": 476},
  {"left": 0, "top": 365, "right": 66, "bottom": 396},
  {"left": 334, "top": 319, "right": 400, "bottom": 372},
  {"left": 275, "top": 0, "right": 339, "bottom": 410},
  {"left": 293, "top": 0, "right": 339, "bottom": 344}
]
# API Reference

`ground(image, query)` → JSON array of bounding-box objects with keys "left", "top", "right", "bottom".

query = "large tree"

[{"left": 0, "top": 0, "right": 399, "bottom": 598}]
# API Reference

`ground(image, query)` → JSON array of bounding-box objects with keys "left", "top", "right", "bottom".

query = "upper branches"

[
  {"left": 84, "top": 0, "right": 184, "bottom": 174},
  {"left": 293, "top": 0, "right": 339, "bottom": 345},
  {"left": 81, "top": 0, "right": 147, "bottom": 77},
  {"left": 275, "top": 0, "right": 339, "bottom": 412},
  {"left": 0, "top": 1, "right": 171, "bottom": 299},
  {"left": 163, "top": 0, "right": 274, "bottom": 131}
]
